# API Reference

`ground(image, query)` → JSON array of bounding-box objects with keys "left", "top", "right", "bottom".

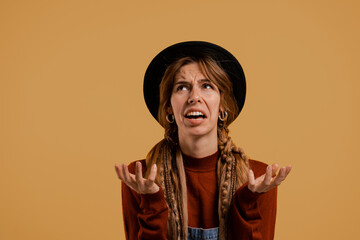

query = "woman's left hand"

[{"left": 248, "top": 164, "right": 292, "bottom": 193}]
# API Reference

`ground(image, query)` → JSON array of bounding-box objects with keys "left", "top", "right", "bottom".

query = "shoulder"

[
  {"left": 248, "top": 159, "right": 269, "bottom": 178},
  {"left": 127, "top": 159, "right": 147, "bottom": 174}
]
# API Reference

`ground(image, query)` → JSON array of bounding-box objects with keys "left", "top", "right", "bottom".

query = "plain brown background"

[{"left": 1, "top": 0, "right": 359, "bottom": 239}]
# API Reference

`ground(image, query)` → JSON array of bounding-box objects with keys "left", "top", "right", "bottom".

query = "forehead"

[{"left": 174, "top": 62, "right": 207, "bottom": 81}]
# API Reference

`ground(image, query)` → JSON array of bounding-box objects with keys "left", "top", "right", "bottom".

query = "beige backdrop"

[{"left": 1, "top": 0, "right": 359, "bottom": 239}]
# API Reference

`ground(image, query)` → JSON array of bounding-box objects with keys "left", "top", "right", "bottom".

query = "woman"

[{"left": 115, "top": 41, "right": 291, "bottom": 240}]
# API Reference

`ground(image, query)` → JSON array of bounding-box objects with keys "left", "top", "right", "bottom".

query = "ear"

[
  {"left": 167, "top": 106, "right": 173, "bottom": 114},
  {"left": 219, "top": 105, "right": 224, "bottom": 113}
]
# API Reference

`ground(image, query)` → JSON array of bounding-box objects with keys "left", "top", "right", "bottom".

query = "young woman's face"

[{"left": 170, "top": 62, "right": 221, "bottom": 139}]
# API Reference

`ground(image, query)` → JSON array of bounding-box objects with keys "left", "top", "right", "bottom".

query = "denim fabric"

[{"left": 187, "top": 227, "right": 219, "bottom": 240}]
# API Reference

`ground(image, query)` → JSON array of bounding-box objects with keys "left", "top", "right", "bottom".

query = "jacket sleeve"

[
  {"left": 121, "top": 161, "right": 169, "bottom": 240},
  {"left": 227, "top": 161, "right": 277, "bottom": 240}
]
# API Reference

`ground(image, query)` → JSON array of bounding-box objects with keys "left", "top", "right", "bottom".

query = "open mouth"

[{"left": 185, "top": 111, "right": 206, "bottom": 119}]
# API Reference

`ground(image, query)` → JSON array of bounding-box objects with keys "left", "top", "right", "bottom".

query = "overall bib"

[{"left": 187, "top": 227, "right": 219, "bottom": 240}]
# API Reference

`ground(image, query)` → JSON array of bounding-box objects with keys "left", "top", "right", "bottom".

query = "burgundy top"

[
  {"left": 182, "top": 151, "right": 219, "bottom": 228},
  {"left": 121, "top": 152, "right": 277, "bottom": 240}
]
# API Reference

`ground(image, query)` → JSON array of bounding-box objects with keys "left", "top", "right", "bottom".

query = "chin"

[{"left": 184, "top": 126, "right": 217, "bottom": 138}]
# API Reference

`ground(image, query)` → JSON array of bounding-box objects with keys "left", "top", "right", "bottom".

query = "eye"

[
  {"left": 202, "top": 83, "right": 214, "bottom": 89},
  {"left": 176, "top": 85, "right": 189, "bottom": 91}
]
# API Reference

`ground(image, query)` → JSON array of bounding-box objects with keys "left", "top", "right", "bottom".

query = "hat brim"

[{"left": 143, "top": 41, "right": 246, "bottom": 123}]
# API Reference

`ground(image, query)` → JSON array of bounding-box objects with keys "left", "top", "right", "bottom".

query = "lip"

[{"left": 185, "top": 117, "right": 206, "bottom": 126}]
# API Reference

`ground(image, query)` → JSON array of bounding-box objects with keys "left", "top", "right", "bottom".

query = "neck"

[{"left": 178, "top": 131, "right": 218, "bottom": 158}]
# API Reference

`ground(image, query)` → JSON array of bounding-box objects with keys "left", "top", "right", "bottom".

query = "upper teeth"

[{"left": 186, "top": 111, "right": 204, "bottom": 116}]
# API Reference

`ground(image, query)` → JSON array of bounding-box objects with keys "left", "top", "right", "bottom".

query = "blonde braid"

[
  {"left": 145, "top": 136, "right": 186, "bottom": 240},
  {"left": 217, "top": 125, "right": 249, "bottom": 240}
]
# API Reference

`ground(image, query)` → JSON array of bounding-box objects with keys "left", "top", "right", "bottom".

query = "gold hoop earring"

[
  {"left": 166, "top": 114, "right": 175, "bottom": 123},
  {"left": 219, "top": 111, "right": 228, "bottom": 121}
]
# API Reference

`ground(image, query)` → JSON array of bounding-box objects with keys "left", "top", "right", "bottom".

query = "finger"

[
  {"left": 144, "top": 164, "right": 157, "bottom": 189},
  {"left": 148, "top": 164, "right": 157, "bottom": 182},
  {"left": 114, "top": 164, "right": 122, "bottom": 180},
  {"left": 285, "top": 165, "right": 292, "bottom": 175},
  {"left": 264, "top": 165, "right": 272, "bottom": 186},
  {"left": 248, "top": 169, "right": 255, "bottom": 191},
  {"left": 135, "top": 161, "right": 143, "bottom": 183},
  {"left": 122, "top": 164, "right": 134, "bottom": 184},
  {"left": 279, "top": 165, "right": 292, "bottom": 182},
  {"left": 274, "top": 167, "right": 287, "bottom": 185},
  {"left": 271, "top": 163, "right": 279, "bottom": 176}
]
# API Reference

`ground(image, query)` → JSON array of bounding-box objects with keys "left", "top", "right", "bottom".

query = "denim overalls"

[{"left": 187, "top": 227, "right": 219, "bottom": 240}]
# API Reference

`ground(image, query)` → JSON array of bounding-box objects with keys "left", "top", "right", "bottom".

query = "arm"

[
  {"left": 227, "top": 183, "right": 277, "bottom": 240},
  {"left": 117, "top": 161, "right": 169, "bottom": 240},
  {"left": 228, "top": 160, "right": 291, "bottom": 240}
]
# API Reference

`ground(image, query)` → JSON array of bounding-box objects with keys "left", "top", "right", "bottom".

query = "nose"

[{"left": 187, "top": 88, "right": 202, "bottom": 104}]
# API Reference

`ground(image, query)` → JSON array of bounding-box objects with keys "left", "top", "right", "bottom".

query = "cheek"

[
  {"left": 170, "top": 96, "right": 181, "bottom": 114},
  {"left": 211, "top": 95, "right": 221, "bottom": 111}
]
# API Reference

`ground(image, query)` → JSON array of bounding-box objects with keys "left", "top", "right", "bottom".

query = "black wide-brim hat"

[{"left": 144, "top": 41, "right": 246, "bottom": 123}]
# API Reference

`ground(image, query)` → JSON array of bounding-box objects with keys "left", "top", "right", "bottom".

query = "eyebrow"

[{"left": 173, "top": 79, "right": 212, "bottom": 85}]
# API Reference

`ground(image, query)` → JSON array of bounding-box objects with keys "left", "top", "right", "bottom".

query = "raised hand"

[
  {"left": 248, "top": 164, "right": 292, "bottom": 193},
  {"left": 115, "top": 162, "right": 160, "bottom": 194}
]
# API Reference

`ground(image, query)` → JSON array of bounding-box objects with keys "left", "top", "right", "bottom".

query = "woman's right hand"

[{"left": 115, "top": 162, "right": 160, "bottom": 194}]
